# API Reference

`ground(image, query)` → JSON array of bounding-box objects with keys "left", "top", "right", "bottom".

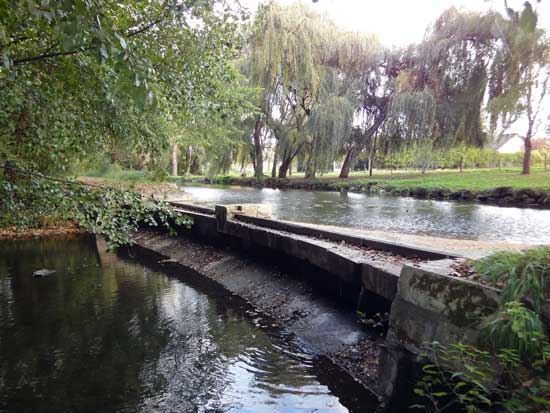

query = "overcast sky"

[
  {"left": 237, "top": 0, "right": 550, "bottom": 139},
  {"left": 239, "top": 0, "right": 550, "bottom": 47}
]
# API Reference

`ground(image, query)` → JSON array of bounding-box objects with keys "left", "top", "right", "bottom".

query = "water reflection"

[
  {"left": 0, "top": 238, "right": 369, "bottom": 412},
  {"left": 180, "top": 185, "right": 550, "bottom": 243}
]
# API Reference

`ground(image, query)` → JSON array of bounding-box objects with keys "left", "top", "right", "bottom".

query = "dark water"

[
  {"left": 180, "top": 185, "right": 550, "bottom": 243},
  {"left": 0, "top": 237, "right": 375, "bottom": 413}
]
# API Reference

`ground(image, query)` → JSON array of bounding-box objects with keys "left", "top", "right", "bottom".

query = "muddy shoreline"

[{"left": 0, "top": 221, "right": 87, "bottom": 240}]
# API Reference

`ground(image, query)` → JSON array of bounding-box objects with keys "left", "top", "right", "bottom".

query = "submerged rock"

[{"left": 32, "top": 269, "right": 56, "bottom": 277}]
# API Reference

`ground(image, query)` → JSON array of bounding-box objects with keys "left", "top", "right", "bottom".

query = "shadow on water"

[
  {"left": 0, "top": 236, "right": 379, "bottom": 413},
  {"left": 179, "top": 184, "right": 550, "bottom": 243}
]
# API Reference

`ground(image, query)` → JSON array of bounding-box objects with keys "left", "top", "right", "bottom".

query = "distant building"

[
  {"left": 496, "top": 136, "right": 550, "bottom": 153},
  {"left": 497, "top": 136, "right": 525, "bottom": 153},
  {"left": 532, "top": 138, "right": 550, "bottom": 151}
]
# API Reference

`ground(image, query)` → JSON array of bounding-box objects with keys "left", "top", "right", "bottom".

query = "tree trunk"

[
  {"left": 304, "top": 136, "right": 319, "bottom": 179},
  {"left": 278, "top": 157, "right": 292, "bottom": 178},
  {"left": 186, "top": 147, "right": 193, "bottom": 175},
  {"left": 368, "top": 135, "right": 377, "bottom": 177},
  {"left": 279, "top": 144, "right": 303, "bottom": 178},
  {"left": 522, "top": 124, "right": 533, "bottom": 175},
  {"left": 271, "top": 141, "right": 279, "bottom": 178},
  {"left": 271, "top": 150, "right": 278, "bottom": 178},
  {"left": 253, "top": 118, "right": 264, "bottom": 178},
  {"left": 304, "top": 158, "right": 316, "bottom": 178},
  {"left": 339, "top": 147, "right": 356, "bottom": 178},
  {"left": 171, "top": 142, "right": 178, "bottom": 176}
]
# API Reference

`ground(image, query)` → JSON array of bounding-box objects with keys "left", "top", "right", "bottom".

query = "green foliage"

[
  {"left": 413, "top": 342, "right": 495, "bottom": 412},
  {"left": 0, "top": 0, "right": 246, "bottom": 173},
  {"left": 473, "top": 247, "right": 550, "bottom": 312},
  {"left": 0, "top": 171, "right": 191, "bottom": 248},
  {"left": 414, "top": 339, "right": 550, "bottom": 413},
  {"left": 415, "top": 247, "right": 550, "bottom": 412},
  {"left": 484, "top": 301, "right": 545, "bottom": 361}
]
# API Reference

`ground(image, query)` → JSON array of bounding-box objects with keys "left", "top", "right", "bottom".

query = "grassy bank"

[
  {"left": 205, "top": 168, "right": 550, "bottom": 207},
  {"left": 328, "top": 168, "right": 550, "bottom": 191},
  {"left": 78, "top": 165, "right": 550, "bottom": 205},
  {"left": 209, "top": 167, "right": 550, "bottom": 191}
]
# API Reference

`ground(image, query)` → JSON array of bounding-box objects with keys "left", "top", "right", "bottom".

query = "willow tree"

[
  {"left": 338, "top": 45, "right": 401, "bottom": 178},
  {"left": 246, "top": 0, "right": 338, "bottom": 178},
  {"left": 487, "top": 1, "right": 550, "bottom": 174},
  {"left": 405, "top": 7, "right": 505, "bottom": 148},
  {"left": 305, "top": 69, "right": 355, "bottom": 178}
]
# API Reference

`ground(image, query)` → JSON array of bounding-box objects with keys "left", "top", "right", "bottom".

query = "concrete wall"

[
  {"left": 159, "top": 201, "right": 517, "bottom": 408},
  {"left": 168, "top": 202, "right": 438, "bottom": 304},
  {"left": 379, "top": 259, "right": 501, "bottom": 401},
  {"left": 389, "top": 259, "right": 500, "bottom": 351},
  {"left": 167, "top": 202, "right": 504, "bottom": 403}
]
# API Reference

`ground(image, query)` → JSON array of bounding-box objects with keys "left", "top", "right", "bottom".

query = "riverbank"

[
  {"left": 78, "top": 176, "right": 191, "bottom": 201},
  {"left": 196, "top": 168, "right": 550, "bottom": 208},
  {"left": 0, "top": 221, "right": 87, "bottom": 239}
]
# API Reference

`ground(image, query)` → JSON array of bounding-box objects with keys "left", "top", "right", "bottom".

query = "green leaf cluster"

[{"left": 0, "top": 170, "right": 191, "bottom": 248}]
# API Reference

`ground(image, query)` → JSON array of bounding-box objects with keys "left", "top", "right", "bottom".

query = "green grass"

[
  {"left": 79, "top": 165, "right": 150, "bottom": 182},
  {"left": 80, "top": 165, "right": 550, "bottom": 193},
  {"left": 343, "top": 168, "right": 550, "bottom": 191},
  {"left": 217, "top": 167, "right": 550, "bottom": 192}
]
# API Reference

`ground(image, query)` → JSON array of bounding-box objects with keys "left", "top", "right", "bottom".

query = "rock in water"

[{"left": 32, "top": 269, "right": 56, "bottom": 277}]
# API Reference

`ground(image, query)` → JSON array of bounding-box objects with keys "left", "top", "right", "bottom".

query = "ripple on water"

[
  {"left": 181, "top": 185, "right": 550, "bottom": 243},
  {"left": 0, "top": 238, "right": 374, "bottom": 413}
]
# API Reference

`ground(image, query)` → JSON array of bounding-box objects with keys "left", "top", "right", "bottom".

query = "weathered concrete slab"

[
  {"left": 170, "top": 202, "right": 215, "bottom": 215},
  {"left": 167, "top": 202, "right": 426, "bottom": 303},
  {"left": 379, "top": 259, "right": 502, "bottom": 401},
  {"left": 234, "top": 214, "right": 459, "bottom": 260},
  {"left": 388, "top": 259, "right": 500, "bottom": 351},
  {"left": 133, "top": 230, "right": 367, "bottom": 355}
]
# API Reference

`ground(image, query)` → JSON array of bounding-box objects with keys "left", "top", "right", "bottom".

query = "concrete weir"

[{"left": 134, "top": 201, "right": 503, "bottom": 407}]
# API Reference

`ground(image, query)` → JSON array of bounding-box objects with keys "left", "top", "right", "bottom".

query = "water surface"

[
  {"left": 180, "top": 185, "right": 550, "bottom": 243},
  {"left": 0, "top": 237, "right": 374, "bottom": 412}
]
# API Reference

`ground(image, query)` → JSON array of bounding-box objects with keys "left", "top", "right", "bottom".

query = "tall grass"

[
  {"left": 473, "top": 248, "right": 550, "bottom": 311},
  {"left": 79, "top": 164, "right": 149, "bottom": 182}
]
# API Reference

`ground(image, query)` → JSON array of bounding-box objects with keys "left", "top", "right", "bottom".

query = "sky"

[
  {"left": 238, "top": 0, "right": 550, "bottom": 140},
  {"left": 239, "top": 0, "right": 550, "bottom": 47}
]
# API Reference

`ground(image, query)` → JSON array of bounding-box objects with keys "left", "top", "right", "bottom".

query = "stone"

[{"left": 32, "top": 269, "right": 56, "bottom": 277}]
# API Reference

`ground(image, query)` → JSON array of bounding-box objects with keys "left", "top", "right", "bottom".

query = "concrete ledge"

[
  {"left": 388, "top": 259, "right": 500, "bottom": 351},
  {"left": 169, "top": 201, "right": 215, "bottom": 215},
  {"left": 234, "top": 214, "right": 459, "bottom": 260},
  {"left": 362, "top": 264, "right": 399, "bottom": 302},
  {"left": 166, "top": 202, "right": 445, "bottom": 303}
]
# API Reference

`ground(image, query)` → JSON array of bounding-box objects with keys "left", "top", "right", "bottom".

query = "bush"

[
  {"left": 415, "top": 248, "right": 550, "bottom": 412},
  {"left": 473, "top": 248, "right": 550, "bottom": 312}
]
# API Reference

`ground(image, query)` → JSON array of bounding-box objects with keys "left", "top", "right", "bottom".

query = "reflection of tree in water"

[
  {"left": 0, "top": 237, "right": 231, "bottom": 412},
  {"left": 0, "top": 237, "right": 348, "bottom": 413}
]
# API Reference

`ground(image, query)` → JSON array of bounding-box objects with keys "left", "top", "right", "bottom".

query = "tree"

[
  {"left": 245, "top": 0, "right": 337, "bottom": 178},
  {"left": 487, "top": 1, "right": 550, "bottom": 174},
  {"left": 0, "top": 0, "right": 245, "bottom": 174},
  {"left": 331, "top": 31, "right": 382, "bottom": 178},
  {"left": 304, "top": 69, "right": 354, "bottom": 178}
]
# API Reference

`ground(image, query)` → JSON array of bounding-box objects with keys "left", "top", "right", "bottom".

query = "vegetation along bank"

[{"left": 199, "top": 169, "right": 550, "bottom": 208}]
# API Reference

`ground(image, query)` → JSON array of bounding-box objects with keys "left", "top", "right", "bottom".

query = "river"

[
  {"left": 180, "top": 185, "right": 550, "bottom": 244},
  {"left": 0, "top": 237, "right": 376, "bottom": 413}
]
